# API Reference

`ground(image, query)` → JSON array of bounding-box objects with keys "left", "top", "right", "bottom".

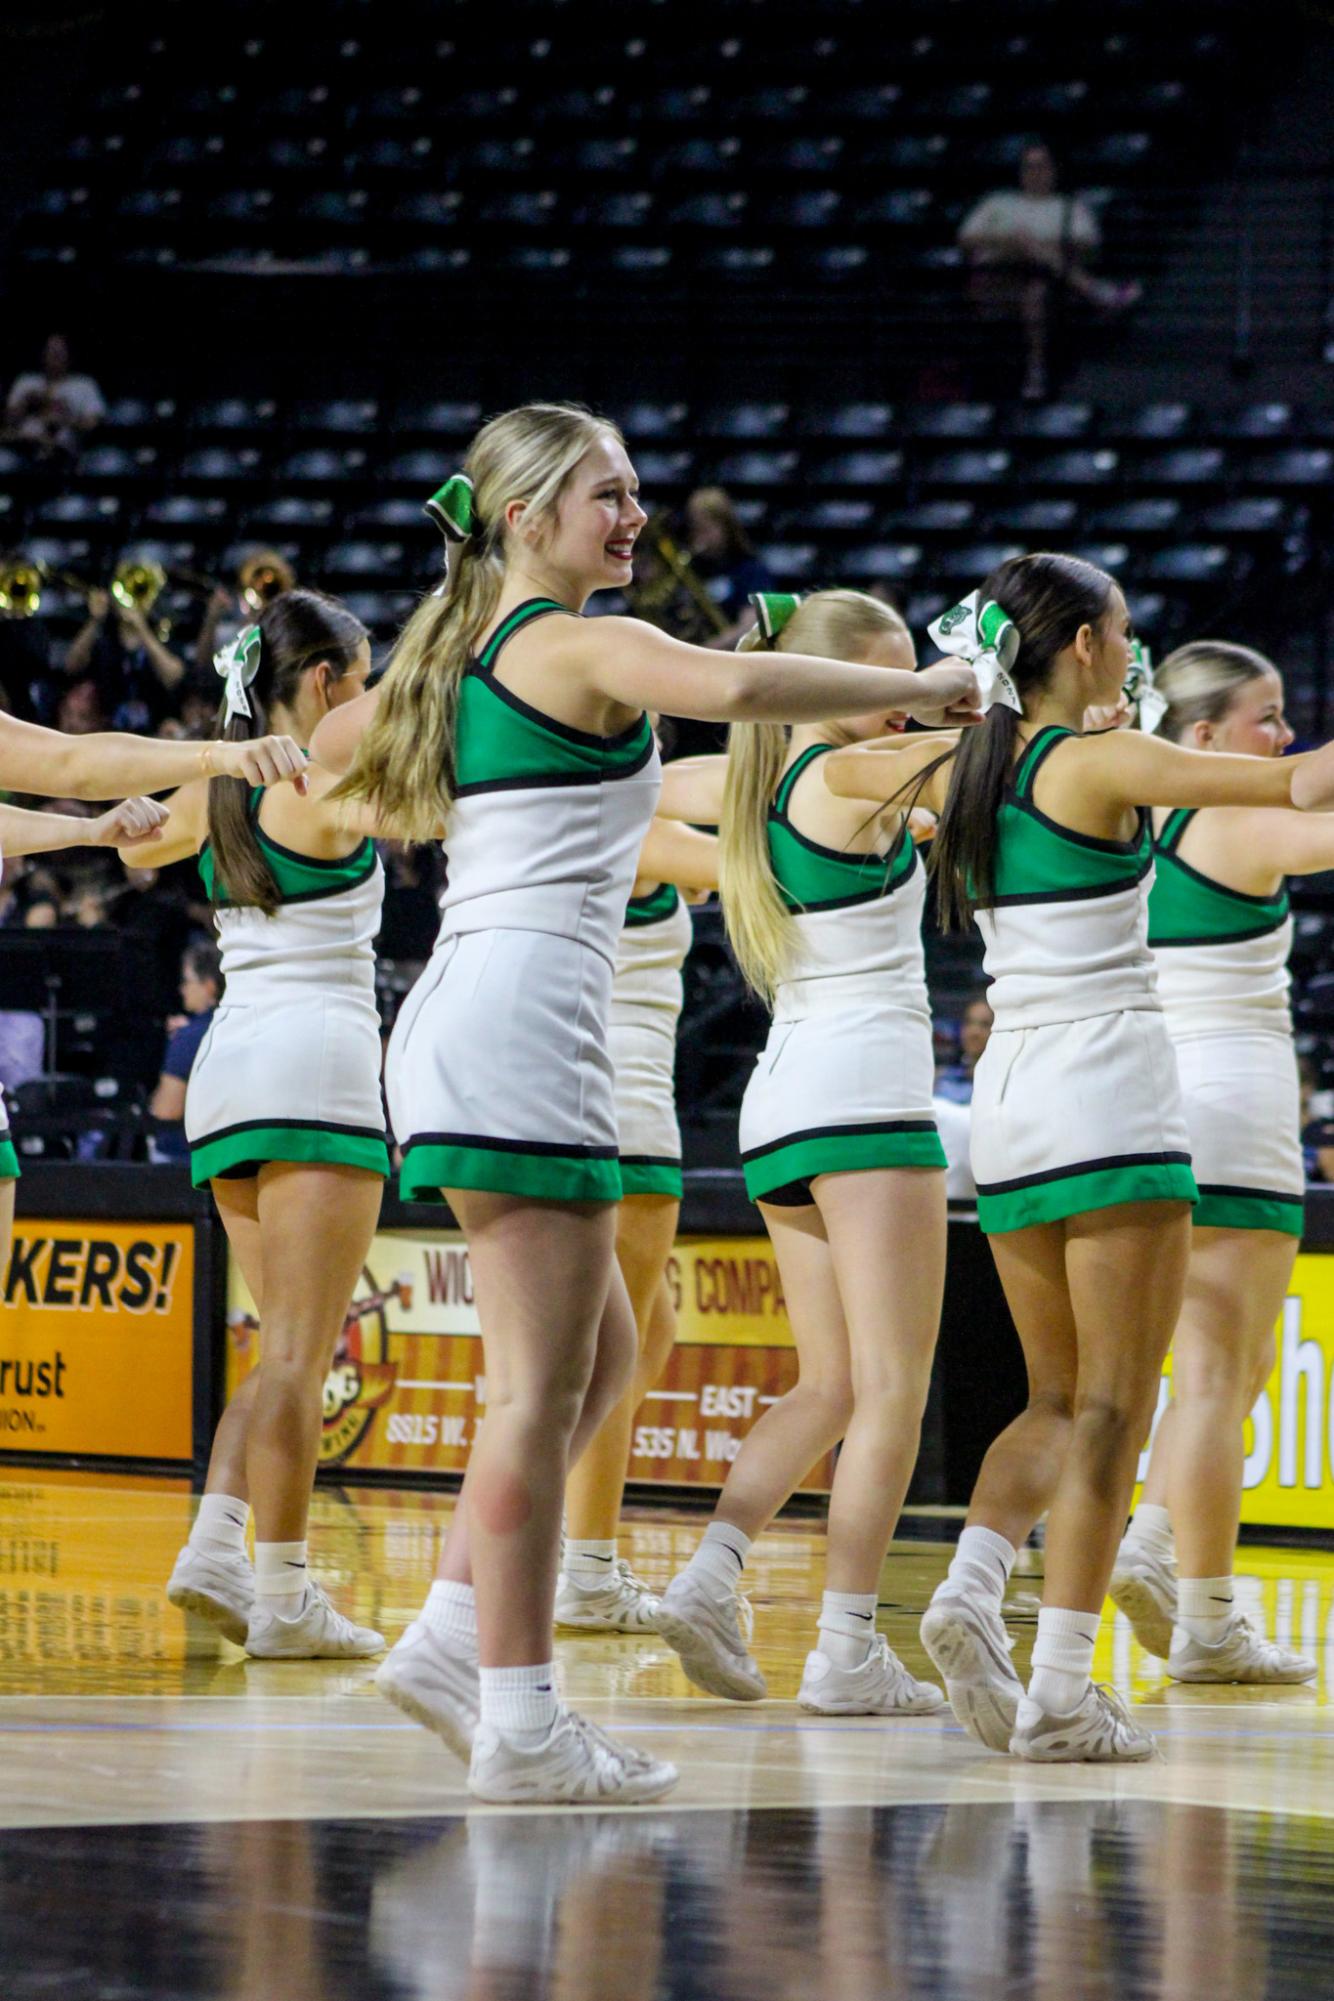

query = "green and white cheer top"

[{"left": 1148, "top": 808, "right": 1292, "bottom": 1034}]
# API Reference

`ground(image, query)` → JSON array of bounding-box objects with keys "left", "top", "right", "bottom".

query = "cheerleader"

[
  {"left": 120, "top": 591, "right": 389, "bottom": 1659},
  {"left": 1111, "top": 641, "right": 1317, "bottom": 1682},
  {"left": 832, "top": 554, "right": 1334, "bottom": 1760},
  {"left": 312, "top": 403, "right": 980, "bottom": 1804},
  {"left": 653, "top": 589, "right": 948, "bottom": 1717},
  {"left": 556, "top": 809, "right": 718, "bottom": 1633},
  {"left": 0, "top": 715, "right": 302, "bottom": 1275}
]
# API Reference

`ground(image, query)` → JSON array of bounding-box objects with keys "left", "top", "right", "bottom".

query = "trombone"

[{"left": 629, "top": 517, "right": 730, "bottom": 636}]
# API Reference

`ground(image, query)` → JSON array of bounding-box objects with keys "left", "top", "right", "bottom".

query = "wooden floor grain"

[{"left": 3, "top": 1473, "right": 1333, "bottom": 1997}]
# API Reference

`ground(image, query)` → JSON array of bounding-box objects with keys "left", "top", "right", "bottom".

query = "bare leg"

[
  {"left": 439, "top": 1192, "right": 633, "bottom": 1666},
  {"left": 245, "top": 1163, "right": 383, "bottom": 1543},
  {"left": 966, "top": 1222, "right": 1079, "bottom": 1547},
  {"left": 564, "top": 1194, "right": 679, "bottom": 1541},
  {"left": 1165, "top": 1228, "right": 1296, "bottom": 1580},
  {"left": 1043, "top": 1203, "right": 1191, "bottom": 1611},
  {"left": 817, "top": 1169, "right": 946, "bottom": 1593},
  {"left": 0, "top": 1179, "right": 13, "bottom": 1293},
  {"left": 202, "top": 1177, "right": 265, "bottom": 1502},
  {"left": 708, "top": 1198, "right": 853, "bottom": 1540}
]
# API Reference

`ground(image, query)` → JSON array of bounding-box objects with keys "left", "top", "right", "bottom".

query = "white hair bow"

[
  {"left": 1124, "top": 639, "right": 1166, "bottom": 733},
  {"left": 928, "top": 591, "right": 1022, "bottom": 714},
  {"left": 213, "top": 624, "right": 263, "bottom": 724}
]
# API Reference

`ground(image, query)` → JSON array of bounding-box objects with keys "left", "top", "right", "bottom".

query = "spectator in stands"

[
  {"left": 64, "top": 584, "right": 186, "bottom": 733},
  {"left": 149, "top": 942, "right": 221, "bottom": 1163},
  {"left": 4, "top": 333, "right": 104, "bottom": 463},
  {"left": 194, "top": 549, "right": 296, "bottom": 676},
  {"left": 935, "top": 991, "right": 993, "bottom": 1103},
  {"left": 959, "top": 140, "right": 1141, "bottom": 400},
  {"left": 683, "top": 487, "right": 774, "bottom": 643}
]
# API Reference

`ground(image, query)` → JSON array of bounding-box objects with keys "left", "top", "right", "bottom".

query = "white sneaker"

[
  {"left": 1011, "top": 1684, "right": 1156, "bottom": 1763},
  {"left": 919, "top": 1590, "right": 1023, "bottom": 1752},
  {"left": 375, "top": 1618, "right": 480, "bottom": 1761},
  {"left": 555, "top": 1559, "right": 661, "bottom": 1633},
  {"left": 656, "top": 1571, "right": 767, "bottom": 1701},
  {"left": 1109, "top": 1541, "right": 1177, "bottom": 1658},
  {"left": 468, "top": 1707, "right": 679, "bottom": 1805},
  {"left": 1168, "top": 1613, "right": 1317, "bottom": 1685},
  {"left": 799, "top": 1635, "right": 946, "bottom": 1716},
  {"left": 167, "top": 1541, "right": 254, "bottom": 1646},
  {"left": 245, "top": 1581, "right": 385, "bottom": 1659}
]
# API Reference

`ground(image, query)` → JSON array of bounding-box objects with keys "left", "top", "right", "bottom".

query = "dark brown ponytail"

[
  {"left": 207, "top": 588, "right": 367, "bottom": 914},
  {"left": 930, "top": 552, "right": 1116, "bottom": 928}
]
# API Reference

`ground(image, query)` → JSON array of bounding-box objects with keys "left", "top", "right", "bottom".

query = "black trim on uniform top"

[
  {"left": 466, "top": 657, "right": 652, "bottom": 752},
  {"left": 1150, "top": 918, "right": 1290, "bottom": 948},
  {"left": 1005, "top": 787, "right": 1151, "bottom": 859},
  {"left": 192, "top": 1115, "right": 389, "bottom": 1145},
  {"left": 1196, "top": 1180, "right": 1304, "bottom": 1205},
  {"left": 975, "top": 1148, "right": 1193, "bottom": 1196},
  {"left": 770, "top": 802, "right": 910, "bottom": 872},
  {"left": 741, "top": 1117, "right": 937, "bottom": 1163},
  {"left": 402, "top": 1130, "right": 619, "bottom": 1160},
  {"left": 619, "top": 1153, "right": 682, "bottom": 1168},
  {"left": 1156, "top": 807, "right": 1194, "bottom": 855},
  {"left": 1153, "top": 840, "right": 1289, "bottom": 911},
  {"left": 453, "top": 731, "right": 657, "bottom": 796},
  {"left": 986, "top": 851, "right": 1154, "bottom": 908},
  {"left": 251, "top": 823, "right": 377, "bottom": 873}
]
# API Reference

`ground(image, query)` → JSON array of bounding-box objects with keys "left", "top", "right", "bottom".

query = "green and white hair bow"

[
  {"left": 928, "top": 591, "right": 1022, "bottom": 714},
  {"left": 744, "top": 591, "right": 803, "bottom": 648},
  {"left": 425, "top": 473, "right": 477, "bottom": 544},
  {"left": 213, "top": 623, "right": 263, "bottom": 724},
  {"left": 1124, "top": 638, "right": 1166, "bottom": 733}
]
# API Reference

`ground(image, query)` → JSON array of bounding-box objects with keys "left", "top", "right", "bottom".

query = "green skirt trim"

[
  {"left": 619, "top": 1156, "right": 684, "bottom": 1199},
  {"left": 191, "top": 1120, "right": 390, "bottom": 1188},
  {"left": 742, "top": 1122, "right": 947, "bottom": 1202},
  {"left": 977, "top": 1154, "right": 1198, "bottom": 1235},
  {"left": 1193, "top": 1185, "right": 1304, "bottom": 1237},
  {"left": 0, "top": 1136, "right": 18, "bottom": 1181},
  {"left": 400, "top": 1135, "right": 623, "bottom": 1205}
]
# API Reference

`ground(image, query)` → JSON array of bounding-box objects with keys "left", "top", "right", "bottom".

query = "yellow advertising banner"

[
  {"left": 1137, "top": 1250, "right": 1334, "bottom": 1532},
  {"left": 0, "top": 1220, "right": 194, "bottom": 1461},
  {"left": 226, "top": 1229, "right": 832, "bottom": 1489}
]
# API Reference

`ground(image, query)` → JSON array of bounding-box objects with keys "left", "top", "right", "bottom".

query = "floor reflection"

[{"left": 4, "top": 1797, "right": 1334, "bottom": 2001}]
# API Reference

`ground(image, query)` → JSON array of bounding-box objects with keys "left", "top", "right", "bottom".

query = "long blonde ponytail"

[
  {"left": 333, "top": 401, "right": 623, "bottom": 843},
  {"left": 719, "top": 588, "right": 910, "bottom": 1005}
]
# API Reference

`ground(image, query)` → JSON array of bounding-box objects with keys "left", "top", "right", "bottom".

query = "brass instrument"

[
  {"left": 110, "top": 557, "right": 167, "bottom": 617},
  {"left": 629, "top": 517, "right": 730, "bottom": 637},
  {"left": 239, "top": 551, "right": 295, "bottom": 613},
  {"left": 0, "top": 555, "right": 45, "bottom": 617}
]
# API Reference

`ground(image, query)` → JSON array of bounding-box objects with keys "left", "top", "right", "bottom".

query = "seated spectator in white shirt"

[
  {"left": 959, "top": 141, "right": 1141, "bottom": 400},
  {"left": 5, "top": 333, "right": 105, "bottom": 462}
]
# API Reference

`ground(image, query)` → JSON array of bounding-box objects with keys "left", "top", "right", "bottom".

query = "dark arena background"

[{"left": 4, "top": 1, "right": 1334, "bottom": 1995}]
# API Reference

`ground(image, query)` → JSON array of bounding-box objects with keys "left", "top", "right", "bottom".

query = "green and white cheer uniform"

[
  {"left": 0, "top": 847, "right": 16, "bottom": 1180},
  {"left": 387, "top": 598, "right": 661, "bottom": 1203},
  {"left": 971, "top": 726, "right": 1198, "bottom": 1233},
  {"left": 610, "top": 882, "right": 692, "bottom": 1199},
  {"left": 738, "top": 744, "right": 946, "bottom": 1205},
  {"left": 1149, "top": 808, "right": 1302, "bottom": 1237},
  {"left": 185, "top": 800, "right": 390, "bottom": 1185}
]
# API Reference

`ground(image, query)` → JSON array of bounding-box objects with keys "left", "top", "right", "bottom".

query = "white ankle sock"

[
  {"left": 422, "top": 1578, "right": 477, "bottom": 1649},
  {"left": 189, "top": 1492, "right": 249, "bottom": 1558},
  {"left": 254, "top": 1540, "right": 309, "bottom": 1604},
  {"left": 1028, "top": 1607, "right": 1099, "bottom": 1715},
  {"left": 565, "top": 1538, "right": 617, "bottom": 1585},
  {"left": 684, "top": 1521, "right": 750, "bottom": 1594},
  {"left": 1176, "top": 1575, "right": 1234, "bottom": 1645},
  {"left": 478, "top": 1663, "right": 560, "bottom": 1746},
  {"left": 943, "top": 1525, "right": 1016, "bottom": 1609},
  {"left": 1124, "top": 1502, "right": 1174, "bottom": 1560},
  {"left": 818, "top": 1589, "right": 877, "bottom": 1667}
]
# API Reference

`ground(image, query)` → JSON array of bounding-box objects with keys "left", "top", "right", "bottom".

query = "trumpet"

[
  {"left": 239, "top": 552, "right": 295, "bottom": 613},
  {"left": 629, "top": 517, "right": 730, "bottom": 637},
  {"left": 0, "top": 553, "right": 100, "bottom": 617},
  {"left": 110, "top": 557, "right": 167, "bottom": 618}
]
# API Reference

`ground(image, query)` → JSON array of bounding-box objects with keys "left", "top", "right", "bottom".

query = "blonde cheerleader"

[
  {"left": 653, "top": 590, "right": 948, "bottom": 1717},
  {"left": 313, "top": 403, "right": 980, "bottom": 1804},
  {"left": 1112, "top": 640, "right": 1322, "bottom": 1683}
]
